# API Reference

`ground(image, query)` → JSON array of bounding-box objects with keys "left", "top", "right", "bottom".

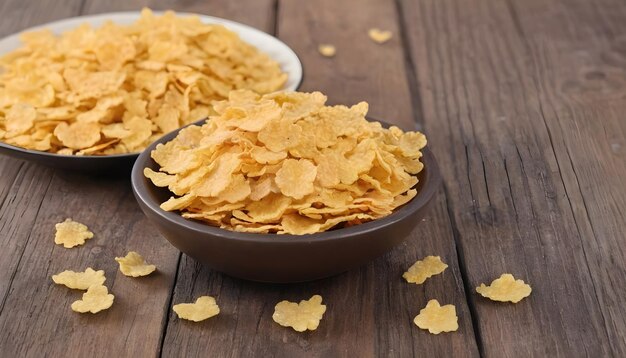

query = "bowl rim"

[{"left": 131, "top": 119, "right": 441, "bottom": 244}]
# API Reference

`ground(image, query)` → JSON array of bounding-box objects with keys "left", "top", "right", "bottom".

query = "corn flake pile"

[
  {"left": 0, "top": 8, "right": 287, "bottom": 155},
  {"left": 272, "top": 295, "right": 327, "bottom": 332},
  {"left": 476, "top": 273, "right": 532, "bottom": 303},
  {"left": 145, "top": 90, "right": 427, "bottom": 234}
]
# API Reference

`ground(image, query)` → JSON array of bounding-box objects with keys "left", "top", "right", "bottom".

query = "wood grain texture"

[
  {"left": 279, "top": 0, "right": 417, "bottom": 130},
  {"left": 0, "top": 163, "right": 53, "bottom": 314},
  {"left": 0, "top": 0, "right": 83, "bottom": 37},
  {"left": 400, "top": 0, "right": 626, "bottom": 355},
  {"left": 83, "top": 0, "right": 275, "bottom": 31},
  {"left": 0, "top": 2, "right": 179, "bottom": 357},
  {"left": 0, "top": 173, "right": 180, "bottom": 357},
  {"left": 160, "top": 0, "right": 478, "bottom": 357},
  {"left": 0, "top": 0, "right": 82, "bottom": 354},
  {"left": 1, "top": 0, "right": 623, "bottom": 356}
]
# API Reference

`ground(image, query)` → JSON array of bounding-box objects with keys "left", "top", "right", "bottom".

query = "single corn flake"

[
  {"left": 54, "top": 219, "right": 94, "bottom": 248},
  {"left": 275, "top": 158, "right": 317, "bottom": 199},
  {"left": 318, "top": 44, "right": 336, "bottom": 57},
  {"left": 368, "top": 28, "right": 393, "bottom": 44},
  {"left": 53, "top": 122, "right": 101, "bottom": 150},
  {"left": 476, "top": 273, "right": 532, "bottom": 303},
  {"left": 5, "top": 103, "right": 37, "bottom": 137},
  {"left": 413, "top": 299, "right": 458, "bottom": 334},
  {"left": 71, "top": 285, "right": 115, "bottom": 314},
  {"left": 272, "top": 295, "right": 327, "bottom": 332},
  {"left": 403, "top": 256, "right": 448, "bottom": 284},
  {"left": 115, "top": 251, "right": 156, "bottom": 277},
  {"left": 173, "top": 296, "right": 220, "bottom": 322},
  {"left": 52, "top": 267, "right": 105, "bottom": 290}
]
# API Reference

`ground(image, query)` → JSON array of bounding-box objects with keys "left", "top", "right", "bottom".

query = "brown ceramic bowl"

[{"left": 131, "top": 120, "right": 441, "bottom": 283}]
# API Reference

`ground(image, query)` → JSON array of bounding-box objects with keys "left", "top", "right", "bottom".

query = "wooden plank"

[
  {"left": 0, "top": 2, "right": 180, "bottom": 356},
  {"left": 0, "top": 173, "right": 180, "bottom": 356},
  {"left": 0, "top": 0, "right": 82, "bottom": 349},
  {"left": 0, "top": 0, "right": 82, "bottom": 36},
  {"left": 160, "top": 0, "right": 479, "bottom": 357},
  {"left": 83, "top": 0, "right": 276, "bottom": 31},
  {"left": 400, "top": 0, "right": 626, "bottom": 355},
  {"left": 0, "top": 163, "right": 53, "bottom": 312}
]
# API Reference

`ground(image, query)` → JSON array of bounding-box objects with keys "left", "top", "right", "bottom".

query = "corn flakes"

[
  {"left": 54, "top": 219, "right": 94, "bottom": 248},
  {"left": 115, "top": 251, "right": 157, "bottom": 277},
  {"left": 476, "top": 273, "right": 532, "bottom": 303},
  {"left": 318, "top": 44, "right": 336, "bottom": 57},
  {"left": 272, "top": 295, "right": 326, "bottom": 332},
  {"left": 368, "top": 28, "right": 393, "bottom": 44},
  {"left": 52, "top": 267, "right": 106, "bottom": 290},
  {"left": 0, "top": 9, "right": 287, "bottom": 155},
  {"left": 71, "top": 285, "right": 114, "bottom": 314},
  {"left": 403, "top": 256, "right": 448, "bottom": 284},
  {"left": 145, "top": 90, "right": 427, "bottom": 234},
  {"left": 413, "top": 299, "right": 458, "bottom": 334},
  {"left": 173, "top": 296, "right": 220, "bottom": 322}
]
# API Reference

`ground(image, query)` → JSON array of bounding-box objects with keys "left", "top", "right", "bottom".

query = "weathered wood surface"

[
  {"left": 400, "top": 0, "right": 626, "bottom": 355},
  {"left": 0, "top": 0, "right": 623, "bottom": 357}
]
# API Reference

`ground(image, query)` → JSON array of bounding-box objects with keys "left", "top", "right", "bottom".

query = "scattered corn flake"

[
  {"left": 71, "top": 285, "right": 115, "bottom": 314},
  {"left": 476, "top": 273, "right": 532, "bottom": 303},
  {"left": 413, "top": 299, "right": 459, "bottom": 334},
  {"left": 272, "top": 295, "right": 326, "bottom": 332},
  {"left": 368, "top": 28, "right": 393, "bottom": 44},
  {"left": 115, "top": 251, "right": 156, "bottom": 277},
  {"left": 54, "top": 219, "right": 94, "bottom": 248},
  {"left": 318, "top": 44, "right": 336, "bottom": 57},
  {"left": 403, "top": 256, "right": 448, "bottom": 284},
  {"left": 52, "top": 267, "right": 105, "bottom": 290},
  {"left": 173, "top": 296, "right": 220, "bottom": 322}
]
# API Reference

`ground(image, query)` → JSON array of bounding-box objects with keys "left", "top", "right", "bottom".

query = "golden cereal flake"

[
  {"left": 115, "top": 251, "right": 156, "bottom": 277},
  {"left": 476, "top": 273, "right": 532, "bottom": 303},
  {"left": 318, "top": 44, "right": 336, "bottom": 57},
  {"left": 54, "top": 219, "right": 94, "bottom": 248},
  {"left": 272, "top": 295, "right": 327, "bottom": 332},
  {"left": 173, "top": 296, "right": 220, "bottom": 322},
  {"left": 71, "top": 285, "right": 114, "bottom": 314},
  {"left": 413, "top": 299, "right": 458, "bottom": 334},
  {"left": 403, "top": 256, "right": 448, "bottom": 284},
  {"left": 368, "top": 28, "right": 392, "bottom": 44},
  {"left": 52, "top": 267, "right": 105, "bottom": 290}
]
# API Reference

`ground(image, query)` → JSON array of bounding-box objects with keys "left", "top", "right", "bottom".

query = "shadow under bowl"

[{"left": 131, "top": 121, "right": 442, "bottom": 283}]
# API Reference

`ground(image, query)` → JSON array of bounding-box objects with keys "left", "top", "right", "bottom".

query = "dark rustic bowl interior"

[
  {"left": 0, "top": 141, "right": 138, "bottom": 175},
  {"left": 131, "top": 119, "right": 442, "bottom": 283}
]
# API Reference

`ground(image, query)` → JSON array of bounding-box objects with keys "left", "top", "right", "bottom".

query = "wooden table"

[{"left": 1, "top": 0, "right": 625, "bottom": 356}]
